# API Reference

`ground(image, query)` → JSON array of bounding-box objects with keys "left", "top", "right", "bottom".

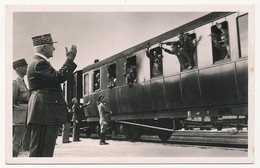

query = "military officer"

[
  {"left": 27, "top": 33, "right": 77, "bottom": 157},
  {"left": 97, "top": 95, "right": 112, "bottom": 145},
  {"left": 12, "top": 58, "right": 30, "bottom": 157}
]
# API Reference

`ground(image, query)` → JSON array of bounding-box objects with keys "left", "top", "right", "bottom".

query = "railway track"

[
  {"left": 84, "top": 129, "right": 248, "bottom": 148},
  {"left": 140, "top": 130, "right": 248, "bottom": 148}
]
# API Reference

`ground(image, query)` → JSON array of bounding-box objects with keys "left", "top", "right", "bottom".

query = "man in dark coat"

[{"left": 27, "top": 33, "right": 77, "bottom": 157}]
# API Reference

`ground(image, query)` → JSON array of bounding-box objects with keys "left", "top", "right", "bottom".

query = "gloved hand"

[{"left": 65, "top": 44, "right": 77, "bottom": 61}]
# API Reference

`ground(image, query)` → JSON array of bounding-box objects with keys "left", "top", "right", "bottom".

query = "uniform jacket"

[
  {"left": 27, "top": 54, "right": 77, "bottom": 125},
  {"left": 72, "top": 104, "right": 85, "bottom": 122},
  {"left": 13, "top": 75, "right": 30, "bottom": 125},
  {"left": 97, "top": 102, "right": 112, "bottom": 123}
]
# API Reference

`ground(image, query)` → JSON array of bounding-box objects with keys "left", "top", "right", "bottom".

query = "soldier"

[
  {"left": 97, "top": 95, "right": 112, "bottom": 145},
  {"left": 71, "top": 98, "right": 87, "bottom": 142},
  {"left": 27, "top": 33, "right": 77, "bottom": 157},
  {"left": 160, "top": 42, "right": 190, "bottom": 71},
  {"left": 12, "top": 58, "right": 30, "bottom": 157}
]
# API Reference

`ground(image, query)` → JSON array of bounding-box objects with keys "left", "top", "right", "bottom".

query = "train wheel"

[
  {"left": 157, "top": 118, "right": 173, "bottom": 142},
  {"left": 236, "top": 125, "right": 243, "bottom": 131},
  {"left": 217, "top": 124, "right": 223, "bottom": 131},
  {"left": 122, "top": 124, "right": 141, "bottom": 142},
  {"left": 158, "top": 131, "right": 172, "bottom": 142}
]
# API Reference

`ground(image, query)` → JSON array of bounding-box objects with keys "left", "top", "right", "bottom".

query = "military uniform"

[
  {"left": 97, "top": 95, "right": 112, "bottom": 145},
  {"left": 13, "top": 65, "right": 30, "bottom": 157},
  {"left": 71, "top": 102, "right": 85, "bottom": 142},
  {"left": 27, "top": 34, "right": 77, "bottom": 157}
]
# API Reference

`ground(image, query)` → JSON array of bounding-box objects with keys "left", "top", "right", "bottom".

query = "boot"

[{"left": 99, "top": 133, "right": 109, "bottom": 145}]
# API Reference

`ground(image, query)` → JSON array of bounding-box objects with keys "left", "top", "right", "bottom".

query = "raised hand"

[{"left": 65, "top": 44, "right": 77, "bottom": 61}]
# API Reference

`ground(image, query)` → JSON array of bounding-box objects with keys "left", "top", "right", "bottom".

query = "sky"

[{"left": 13, "top": 12, "right": 208, "bottom": 70}]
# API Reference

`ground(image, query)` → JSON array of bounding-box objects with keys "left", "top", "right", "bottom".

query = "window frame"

[{"left": 236, "top": 13, "right": 248, "bottom": 58}]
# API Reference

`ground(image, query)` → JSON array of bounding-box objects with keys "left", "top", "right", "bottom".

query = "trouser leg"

[
  {"left": 72, "top": 122, "right": 80, "bottom": 141},
  {"left": 13, "top": 125, "right": 25, "bottom": 157},
  {"left": 21, "top": 125, "right": 32, "bottom": 151},
  {"left": 62, "top": 123, "right": 71, "bottom": 143},
  {"left": 29, "top": 124, "right": 59, "bottom": 157}
]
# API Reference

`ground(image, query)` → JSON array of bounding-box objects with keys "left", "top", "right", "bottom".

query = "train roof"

[{"left": 82, "top": 12, "right": 234, "bottom": 72}]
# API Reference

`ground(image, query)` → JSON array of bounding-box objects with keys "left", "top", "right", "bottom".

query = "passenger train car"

[{"left": 65, "top": 12, "right": 248, "bottom": 142}]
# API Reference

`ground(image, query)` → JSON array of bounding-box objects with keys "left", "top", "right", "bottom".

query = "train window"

[
  {"left": 107, "top": 63, "right": 116, "bottom": 88},
  {"left": 146, "top": 46, "right": 163, "bottom": 78},
  {"left": 123, "top": 56, "right": 137, "bottom": 86},
  {"left": 177, "top": 32, "right": 201, "bottom": 70},
  {"left": 210, "top": 21, "right": 230, "bottom": 63},
  {"left": 93, "top": 70, "right": 100, "bottom": 92},
  {"left": 83, "top": 73, "right": 89, "bottom": 95},
  {"left": 237, "top": 14, "right": 248, "bottom": 58}
]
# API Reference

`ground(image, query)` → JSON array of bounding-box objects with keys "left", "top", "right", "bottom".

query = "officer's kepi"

[{"left": 32, "top": 34, "right": 57, "bottom": 46}]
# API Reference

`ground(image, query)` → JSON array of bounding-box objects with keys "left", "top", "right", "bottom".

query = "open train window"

[
  {"left": 178, "top": 32, "right": 200, "bottom": 70},
  {"left": 123, "top": 56, "right": 137, "bottom": 86},
  {"left": 210, "top": 21, "right": 230, "bottom": 63},
  {"left": 83, "top": 73, "right": 89, "bottom": 95},
  {"left": 107, "top": 63, "right": 116, "bottom": 88},
  {"left": 237, "top": 14, "right": 248, "bottom": 58},
  {"left": 93, "top": 70, "right": 100, "bottom": 92},
  {"left": 146, "top": 46, "right": 163, "bottom": 78}
]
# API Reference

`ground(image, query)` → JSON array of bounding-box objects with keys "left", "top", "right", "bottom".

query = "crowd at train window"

[
  {"left": 160, "top": 32, "right": 201, "bottom": 71},
  {"left": 107, "top": 64, "right": 116, "bottom": 88},
  {"left": 93, "top": 70, "right": 100, "bottom": 92},
  {"left": 146, "top": 46, "right": 164, "bottom": 77},
  {"left": 210, "top": 21, "right": 230, "bottom": 62},
  {"left": 123, "top": 56, "right": 137, "bottom": 86}
]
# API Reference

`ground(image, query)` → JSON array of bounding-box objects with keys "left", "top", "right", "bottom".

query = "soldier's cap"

[
  {"left": 98, "top": 95, "right": 104, "bottom": 101},
  {"left": 13, "top": 58, "right": 27, "bottom": 70},
  {"left": 32, "top": 33, "right": 57, "bottom": 46}
]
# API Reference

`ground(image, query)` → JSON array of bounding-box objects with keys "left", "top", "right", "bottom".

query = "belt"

[{"left": 30, "top": 88, "right": 62, "bottom": 93}]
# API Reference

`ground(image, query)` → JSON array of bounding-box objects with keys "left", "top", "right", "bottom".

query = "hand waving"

[{"left": 65, "top": 44, "right": 77, "bottom": 61}]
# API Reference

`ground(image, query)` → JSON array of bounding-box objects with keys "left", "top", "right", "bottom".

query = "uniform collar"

[
  {"left": 35, "top": 53, "right": 49, "bottom": 62},
  {"left": 14, "top": 74, "right": 24, "bottom": 83}
]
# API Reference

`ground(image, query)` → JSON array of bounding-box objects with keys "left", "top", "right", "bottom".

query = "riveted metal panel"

[
  {"left": 200, "top": 63, "right": 239, "bottom": 106},
  {"left": 126, "top": 84, "right": 140, "bottom": 112},
  {"left": 150, "top": 78, "right": 167, "bottom": 110},
  {"left": 106, "top": 89, "right": 118, "bottom": 114},
  {"left": 117, "top": 86, "right": 129, "bottom": 114},
  {"left": 164, "top": 75, "right": 183, "bottom": 109},
  {"left": 137, "top": 82, "right": 152, "bottom": 112},
  {"left": 236, "top": 59, "right": 248, "bottom": 103},
  {"left": 181, "top": 71, "right": 202, "bottom": 107}
]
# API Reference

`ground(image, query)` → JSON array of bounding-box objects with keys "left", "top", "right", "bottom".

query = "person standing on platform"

[
  {"left": 97, "top": 95, "right": 112, "bottom": 145},
  {"left": 12, "top": 58, "right": 31, "bottom": 157},
  {"left": 62, "top": 102, "right": 72, "bottom": 143},
  {"left": 71, "top": 98, "right": 87, "bottom": 142},
  {"left": 27, "top": 33, "right": 77, "bottom": 157}
]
